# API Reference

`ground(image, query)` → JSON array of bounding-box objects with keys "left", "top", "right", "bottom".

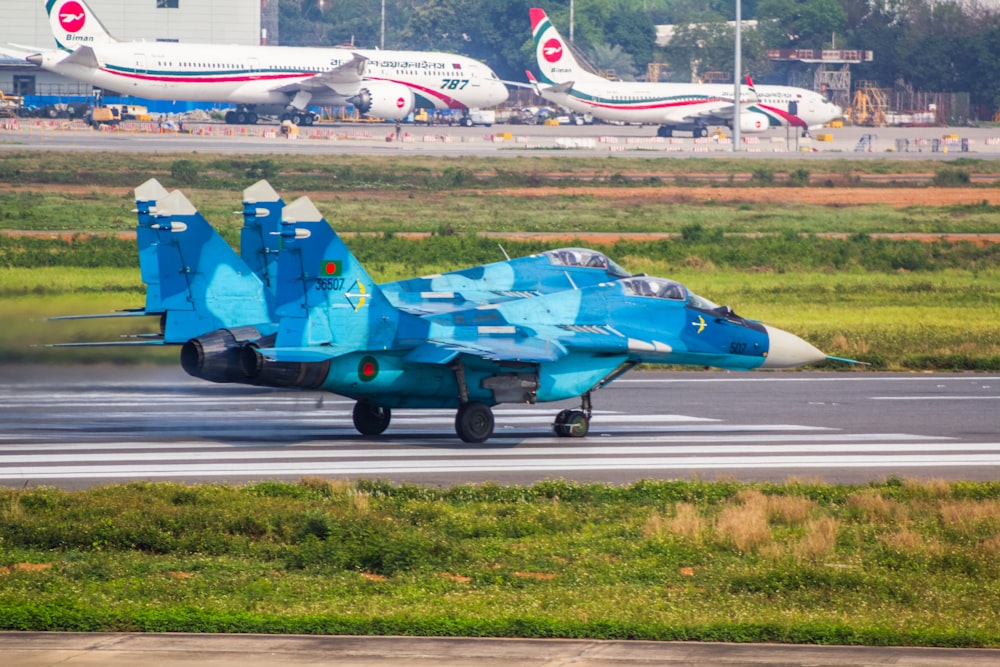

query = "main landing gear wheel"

[
  {"left": 553, "top": 409, "right": 589, "bottom": 437},
  {"left": 352, "top": 400, "right": 391, "bottom": 435},
  {"left": 455, "top": 402, "right": 494, "bottom": 443}
]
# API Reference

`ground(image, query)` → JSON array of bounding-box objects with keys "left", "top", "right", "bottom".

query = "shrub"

[{"left": 170, "top": 159, "right": 200, "bottom": 185}]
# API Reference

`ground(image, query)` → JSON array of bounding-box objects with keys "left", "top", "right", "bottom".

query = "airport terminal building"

[{"left": 0, "top": 0, "right": 275, "bottom": 107}]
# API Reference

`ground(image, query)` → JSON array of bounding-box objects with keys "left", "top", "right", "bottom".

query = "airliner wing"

[
  {"left": 272, "top": 52, "right": 367, "bottom": 94},
  {"left": 0, "top": 43, "right": 48, "bottom": 60},
  {"left": 664, "top": 99, "right": 736, "bottom": 125}
]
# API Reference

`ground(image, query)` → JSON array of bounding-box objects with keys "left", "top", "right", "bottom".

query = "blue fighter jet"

[{"left": 54, "top": 182, "right": 842, "bottom": 443}]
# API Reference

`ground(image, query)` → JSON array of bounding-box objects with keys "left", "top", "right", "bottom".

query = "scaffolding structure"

[
  {"left": 845, "top": 81, "right": 887, "bottom": 126},
  {"left": 767, "top": 49, "right": 873, "bottom": 110}
]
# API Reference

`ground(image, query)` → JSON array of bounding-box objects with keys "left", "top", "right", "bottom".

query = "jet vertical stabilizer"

[
  {"left": 134, "top": 178, "right": 170, "bottom": 315},
  {"left": 240, "top": 180, "right": 285, "bottom": 298},
  {"left": 150, "top": 189, "right": 272, "bottom": 344},
  {"left": 266, "top": 196, "right": 396, "bottom": 359}
]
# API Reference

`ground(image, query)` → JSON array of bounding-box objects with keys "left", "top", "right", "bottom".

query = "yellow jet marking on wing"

[{"left": 691, "top": 315, "right": 706, "bottom": 334}]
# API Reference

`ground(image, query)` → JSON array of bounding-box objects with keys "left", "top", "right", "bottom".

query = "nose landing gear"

[{"left": 553, "top": 392, "right": 592, "bottom": 438}]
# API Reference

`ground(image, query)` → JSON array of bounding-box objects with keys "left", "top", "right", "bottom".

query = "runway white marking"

[
  {"left": 7, "top": 453, "right": 1000, "bottom": 480},
  {"left": 2, "top": 376, "right": 996, "bottom": 482},
  {"left": 870, "top": 396, "right": 1000, "bottom": 400}
]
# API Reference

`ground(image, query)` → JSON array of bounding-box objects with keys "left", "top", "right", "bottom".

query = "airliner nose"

[
  {"left": 490, "top": 80, "right": 510, "bottom": 105},
  {"left": 762, "top": 325, "right": 826, "bottom": 369}
]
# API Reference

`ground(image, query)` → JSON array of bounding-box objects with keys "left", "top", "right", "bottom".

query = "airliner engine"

[
  {"left": 738, "top": 110, "right": 772, "bottom": 133},
  {"left": 349, "top": 82, "right": 415, "bottom": 120}
]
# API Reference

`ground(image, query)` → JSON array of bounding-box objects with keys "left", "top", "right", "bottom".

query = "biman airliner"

[
  {"left": 20, "top": 0, "right": 508, "bottom": 125},
  {"left": 529, "top": 7, "right": 842, "bottom": 137}
]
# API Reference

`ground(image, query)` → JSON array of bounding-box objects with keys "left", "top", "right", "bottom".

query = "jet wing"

[
  {"left": 406, "top": 336, "right": 568, "bottom": 365},
  {"left": 255, "top": 346, "right": 347, "bottom": 363},
  {"left": 271, "top": 52, "right": 367, "bottom": 94}
]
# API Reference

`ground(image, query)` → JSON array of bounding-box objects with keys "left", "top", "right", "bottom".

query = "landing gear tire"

[
  {"left": 353, "top": 400, "right": 391, "bottom": 436},
  {"left": 697, "top": 126, "right": 709, "bottom": 138},
  {"left": 460, "top": 116, "right": 473, "bottom": 127},
  {"left": 553, "top": 409, "right": 589, "bottom": 438},
  {"left": 455, "top": 402, "right": 494, "bottom": 443}
]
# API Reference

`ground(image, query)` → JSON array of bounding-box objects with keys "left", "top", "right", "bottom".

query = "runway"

[
  {"left": 1, "top": 366, "right": 996, "bottom": 488},
  {"left": 3, "top": 118, "right": 1000, "bottom": 158}
]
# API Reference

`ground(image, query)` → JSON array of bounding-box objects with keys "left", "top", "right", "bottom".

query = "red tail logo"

[
  {"left": 542, "top": 38, "right": 563, "bottom": 63},
  {"left": 58, "top": 1, "right": 87, "bottom": 33}
]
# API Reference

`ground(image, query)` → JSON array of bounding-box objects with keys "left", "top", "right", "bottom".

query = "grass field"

[
  {"left": 3, "top": 263, "right": 998, "bottom": 369},
  {"left": 1, "top": 478, "right": 998, "bottom": 646},
  {"left": 1, "top": 153, "right": 999, "bottom": 646}
]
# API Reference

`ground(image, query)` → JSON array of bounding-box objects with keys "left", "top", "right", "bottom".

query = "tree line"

[{"left": 278, "top": 0, "right": 1000, "bottom": 117}]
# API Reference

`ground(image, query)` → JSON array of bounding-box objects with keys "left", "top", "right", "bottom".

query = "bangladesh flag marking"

[
  {"left": 358, "top": 356, "right": 379, "bottom": 382},
  {"left": 322, "top": 260, "right": 342, "bottom": 276}
]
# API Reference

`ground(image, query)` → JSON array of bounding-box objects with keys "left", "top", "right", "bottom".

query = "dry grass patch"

[
  {"left": 669, "top": 502, "right": 706, "bottom": 541},
  {"left": 794, "top": 517, "right": 841, "bottom": 564},
  {"left": 879, "top": 528, "right": 943, "bottom": 557},
  {"left": 847, "top": 491, "right": 908, "bottom": 524},
  {"left": 716, "top": 493, "right": 772, "bottom": 554},
  {"left": 939, "top": 499, "right": 1000, "bottom": 537},
  {"left": 904, "top": 478, "right": 953, "bottom": 498},
  {"left": 766, "top": 494, "right": 817, "bottom": 526},
  {"left": 0, "top": 562, "right": 53, "bottom": 576}
]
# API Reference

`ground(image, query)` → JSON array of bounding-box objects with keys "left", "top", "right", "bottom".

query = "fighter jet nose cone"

[{"left": 762, "top": 325, "right": 826, "bottom": 369}]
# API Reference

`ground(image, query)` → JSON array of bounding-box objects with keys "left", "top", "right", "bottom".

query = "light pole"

[{"left": 733, "top": 0, "right": 741, "bottom": 151}]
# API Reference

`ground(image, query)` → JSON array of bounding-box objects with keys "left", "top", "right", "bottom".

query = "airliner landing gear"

[
  {"left": 352, "top": 400, "right": 391, "bottom": 435},
  {"left": 553, "top": 392, "right": 592, "bottom": 437},
  {"left": 224, "top": 107, "right": 259, "bottom": 124},
  {"left": 656, "top": 125, "right": 709, "bottom": 138},
  {"left": 280, "top": 111, "right": 316, "bottom": 126}
]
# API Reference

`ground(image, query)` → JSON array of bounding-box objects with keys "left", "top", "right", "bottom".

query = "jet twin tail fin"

[
  {"left": 240, "top": 179, "right": 285, "bottom": 297},
  {"left": 270, "top": 196, "right": 395, "bottom": 354},
  {"left": 146, "top": 188, "right": 272, "bottom": 343}
]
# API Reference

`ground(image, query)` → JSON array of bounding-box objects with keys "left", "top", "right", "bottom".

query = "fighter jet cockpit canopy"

[
  {"left": 545, "top": 248, "right": 630, "bottom": 278},
  {"left": 621, "top": 276, "right": 725, "bottom": 311}
]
